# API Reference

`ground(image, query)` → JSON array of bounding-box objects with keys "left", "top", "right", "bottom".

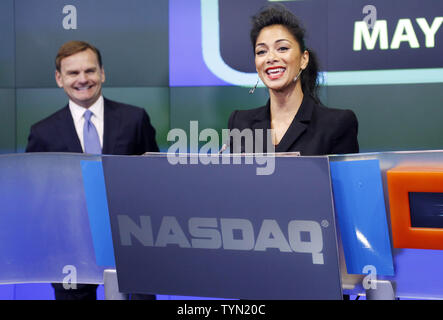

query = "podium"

[
  {"left": 2, "top": 151, "right": 443, "bottom": 299},
  {"left": 101, "top": 154, "right": 342, "bottom": 300}
]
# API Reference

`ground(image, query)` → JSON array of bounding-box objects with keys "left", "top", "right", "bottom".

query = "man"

[
  {"left": 26, "top": 40, "right": 159, "bottom": 155},
  {"left": 26, "top": 41, "right": 159, "bottom": 300}
]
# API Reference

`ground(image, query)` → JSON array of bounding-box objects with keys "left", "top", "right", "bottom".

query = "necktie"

[{"left": 83, "top": 110, "right": 101, "bottom": 154}]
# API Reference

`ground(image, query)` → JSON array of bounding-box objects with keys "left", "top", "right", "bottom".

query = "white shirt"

[{"left": 69, "top": 96, "right": 104, "bottom": 152}]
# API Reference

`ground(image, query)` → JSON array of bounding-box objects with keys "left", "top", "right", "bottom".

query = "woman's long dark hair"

[{"left": 250, "top": 5, "right": 321, "bottom": 102}]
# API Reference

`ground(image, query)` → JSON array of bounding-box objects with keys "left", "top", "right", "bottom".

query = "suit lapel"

[
  {"left": 275, "top": 95, "right": 314, "bottom": 153},
  {"left": 102, "top": 98, "right": 121, "bottom": 154},
  {"left": 55, "top": 106, "right": 83, "bottom": 153},
  {"left": 250, "top": 102, "right": 271, "bottom": 153},
  {"left": 251, "top": 102, "right": 271, "bottom": 131}
]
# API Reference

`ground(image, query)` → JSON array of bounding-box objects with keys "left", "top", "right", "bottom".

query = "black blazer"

[
  {"left": 26, "top": 97, "right": 159, "bottom": 155},
  {"left": 228, "top": 95, "right": 359, "bottom": 155}
]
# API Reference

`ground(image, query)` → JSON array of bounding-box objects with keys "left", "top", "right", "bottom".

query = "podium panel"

[
  {"left": 3, "top": 151, "right": 443, "bottom": 299},
  {"left": 333, "top": 151, "right": 443, "bottom": 299},
  {"left": 0, "top": 153, "right": 106, "bottom": 285},
  {"left": 102, "top": 155, "right": 343, "bottom": 300}
]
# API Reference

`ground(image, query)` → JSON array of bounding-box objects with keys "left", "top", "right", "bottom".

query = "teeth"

[
  {"left": 267, "top": 68, "right": 285, "bottom": 74},
  {"left": 76, "top": 86, "right": 92, "bottom": 91}
]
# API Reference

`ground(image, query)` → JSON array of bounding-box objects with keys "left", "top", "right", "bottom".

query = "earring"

[
  {"left": 249, "top": 78, "right": 260, "bottom": 94},
  {"left": 293, "top": 69, "right": 303, "bottom": 83}
]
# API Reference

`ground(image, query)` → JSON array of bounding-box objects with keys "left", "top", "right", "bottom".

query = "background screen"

[{"left": 1, "top": 0, "right": 442, "bottom": 153}]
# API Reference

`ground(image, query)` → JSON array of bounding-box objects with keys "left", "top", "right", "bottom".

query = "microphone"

[
  {"left": 249, "top": 78, "right": 260, "bottom": 94},
  {"left": 219, "top": 142, "right": 229, "bottom": 154},
  {"left": 219, "top": 130, "right": 232, "bottom": 154}
]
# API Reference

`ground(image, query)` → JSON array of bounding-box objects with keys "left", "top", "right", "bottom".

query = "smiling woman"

[
  {"left": 254, "top": 24, "right": 308, "bottom": 104},
  {"left": 228, "top": 5, "right": 359, "bottom": 156}
]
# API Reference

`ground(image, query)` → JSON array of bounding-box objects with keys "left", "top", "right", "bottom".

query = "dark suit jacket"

[
  {"left": 26, "top": 97, "right": 159, "bottom": 154},
  {"left": 228, "top": 95, "right": 359, "bottom": 155}
]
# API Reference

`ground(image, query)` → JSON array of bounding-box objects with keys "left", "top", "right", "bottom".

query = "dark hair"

[
  {"left": 250, "top": 5, "right": 320, "bottom": 101},
  {"left": 55, "top": 40, "right": 102, "bottom": 72}
]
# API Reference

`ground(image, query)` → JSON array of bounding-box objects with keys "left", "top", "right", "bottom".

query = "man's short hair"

[{"left": 55, "top": 40, "right": 103, "bottom": 72}]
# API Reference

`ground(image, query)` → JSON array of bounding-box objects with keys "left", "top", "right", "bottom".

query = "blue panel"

[
  {"left": 0, "top": 285, "right": 14, "bottom": 299},
  {"left": 0, "top": 153, "right": 105, "bottom": 284},
  {"left": 81, "top": 160, "right": 115, "bottom": 267},
  {"left": 14, "top": 284, "right": 54, "bottom": 300},
  {"left": 388, "top": 249, "right": 443, "bottom": 299},
  {"left": 330, "top": 159, "right": 394, "bottom": 276},
  {"left": 169, "top": 0, "right": 227, "bottom": 86},
  {"left": 0, "top": 284, "right": 105, "bottom": 300}
]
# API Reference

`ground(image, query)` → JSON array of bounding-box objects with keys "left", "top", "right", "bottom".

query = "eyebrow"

[
  {"left": 65, "top": 67, "right": 97, "bottom": 74},
  {"left": 255, "top": 38, "right": 292, "bottom": 48}
]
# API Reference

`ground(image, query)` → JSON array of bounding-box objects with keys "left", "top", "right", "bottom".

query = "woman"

[{"left": 228, "top": 5, "right": 359, "bottom": 155}]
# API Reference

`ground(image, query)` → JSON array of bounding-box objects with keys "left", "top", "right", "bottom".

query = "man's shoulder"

[
  {"left": 104, "top": 98, "right": 145, "bottom": 113},
  {"left": 30, "top": 105, "right": 70, "bottom": 130},
  {"left": 103, "top": 98, "right": 148, "bottom": 120}
]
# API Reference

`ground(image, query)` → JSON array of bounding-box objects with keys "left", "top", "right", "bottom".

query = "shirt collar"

[{"left": 69, "top": 96, "right": 104, "bottom": 122}]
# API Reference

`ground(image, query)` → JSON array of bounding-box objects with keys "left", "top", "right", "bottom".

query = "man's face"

[{"left": 55, "top": 49, "right": 105, "bottom": 108}]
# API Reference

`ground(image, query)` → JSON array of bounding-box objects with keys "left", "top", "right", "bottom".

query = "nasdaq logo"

[{"left": 117, "top": 215, "right": 325, "bottom": 264}]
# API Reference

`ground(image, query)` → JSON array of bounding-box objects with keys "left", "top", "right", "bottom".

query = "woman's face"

[{"left": 254, "top": 24, "right": 309, "bottom": 92}]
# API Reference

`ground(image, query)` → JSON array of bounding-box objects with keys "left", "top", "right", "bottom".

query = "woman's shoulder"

[
  {"left": 308, "top": 98, "right": 359, "bottom": 154},
  {"left": 313, "top": 101, "right": 358, "bottom": 126}
]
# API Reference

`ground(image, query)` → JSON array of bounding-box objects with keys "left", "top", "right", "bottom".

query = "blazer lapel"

[
  {"left": 102, "top": 98, "right": 120, "bottom": 154},
  {"left": 251, "top": 103, "right": 271, "bottom": 131},
  {"left": 275, "top": 95, "right": 314, "bottom": 153},
  {"left": 251, "top": 101, "right": 272, "bottom": 153},
  {"left": 55, "top": 106, "right": 83, "bottom": 153}
]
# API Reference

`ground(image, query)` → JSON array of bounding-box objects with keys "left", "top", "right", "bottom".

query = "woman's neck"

[
  {"left": 268, "top": 83, "right": 305, "bottom": 146},
  {"left": 269, "top": 83, "right": 304, "bottom": 120}
]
